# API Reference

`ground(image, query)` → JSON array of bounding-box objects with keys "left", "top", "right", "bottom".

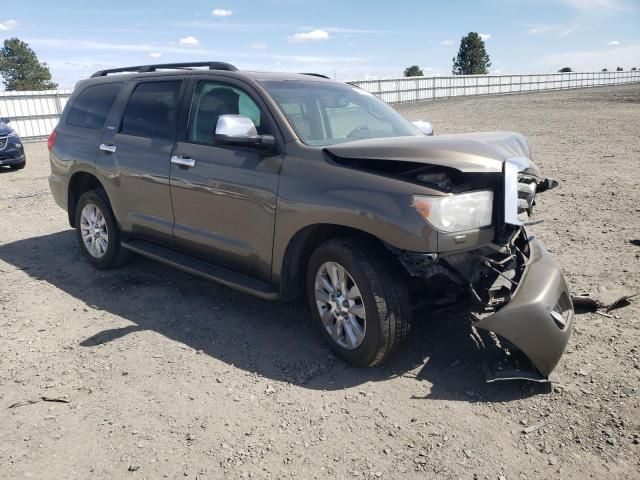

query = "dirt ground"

[{"left": 1, "top": 84, "right": 639, "bottom": 480}]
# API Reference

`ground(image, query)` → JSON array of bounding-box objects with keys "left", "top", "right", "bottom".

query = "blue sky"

[{"left": 1, "top": 0, "right": 639, "bottom": 88}]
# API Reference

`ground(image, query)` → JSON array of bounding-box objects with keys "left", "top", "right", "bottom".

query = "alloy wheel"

[
  {"left": 314, "top": 261, "right": 366, "bottom": 350},
  {"left": 80, "top": 203, "right": 109, "bottom": 258}
]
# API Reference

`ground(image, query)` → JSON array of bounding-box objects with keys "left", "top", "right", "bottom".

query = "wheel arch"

[
  {"left": 67, "top": 171, "right": 107, "bottom": 228},
  {"left": 278, "top": 223, "right": 399, "bottom": 301}
]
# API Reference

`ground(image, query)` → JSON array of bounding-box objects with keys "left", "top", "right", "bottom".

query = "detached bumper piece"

[{"left": 465, "top": 230, "right": 574, "bottom": 381}]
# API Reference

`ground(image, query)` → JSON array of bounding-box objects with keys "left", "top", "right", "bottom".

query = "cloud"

[
  {"left": 0, "top": 19, "right": 19, "bottom": 31},
  {"left": 527, "top": 24, "right": 580, "bottom": 38},
  {"left": 149, "top": 52, "right": 163, "bottom": 59},
  {"left": 561, "top": 0, "right": 634, "bottom": 10},
  {"left": 441, "top": 39, "right": 454, "bottom": 46},
  {"left": 288, "top": 29, "right": 330, "bottom": 43},
  {"left": 212, "top": 8, "right": 232, "bottom": 17},
  {"left": 28, "top": 37, "right": 207, "bottom": 55},
  {"left": 318, "top": 27, "right": 393, "bottom": 34},
  {"left": 479, "top": 33, "right": 491, "bottom": 41},
  {"left": 178, "top": 36, "right": 201, "bottom": 47},
  {"left": 560, "top": 27, "right": 575, "bottom": 38},
  {"left": 249, "top": 42, "right": 267, "bottom": 49},
  {"left": 172, "top": 20, "right": 290, "bottom": 31},
  {"left": 607, "top": 40, "right": 620, "bottom": 46}
]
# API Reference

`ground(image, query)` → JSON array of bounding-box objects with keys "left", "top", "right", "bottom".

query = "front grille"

[{"left": 0, "top": 137, "right": 7, "bottom": 150}]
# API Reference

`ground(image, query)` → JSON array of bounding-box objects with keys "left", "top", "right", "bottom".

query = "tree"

[
  {"left": 403, "top": 65, "right": 424, "bottom": 77},
  {"left": 0, "top": 38, "right": 58, "bottom": 91},
  {"left": 558, "top": 67, "right": 572, "bottom": 73},
  {"left": 602, "top": 68, "right": 608, "bottom": 72},
  {"left": 616, "top": 66, "right": 623, "bottom": 71},
  {"left": 632, "top": 67, "right": 637, "bottom": 71},
  {"left": 452, "top": 32, "right": 491, "bottom": 75}
]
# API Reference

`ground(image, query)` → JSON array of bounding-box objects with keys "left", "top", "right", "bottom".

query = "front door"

[{"left": 169, "top": 79, "right": 283, "bottom": 282}]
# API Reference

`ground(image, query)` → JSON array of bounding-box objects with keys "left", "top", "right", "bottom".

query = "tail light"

[{"left": 47, "top": 131, "right": 57, "bottom": 151}]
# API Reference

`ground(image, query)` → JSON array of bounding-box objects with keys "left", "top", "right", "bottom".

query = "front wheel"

[
  {"left": 75, "top": 190, "right": 130, "bottom": 270},
  {"left": 306, "top": 238, "right": 412, "bottom": 367}
]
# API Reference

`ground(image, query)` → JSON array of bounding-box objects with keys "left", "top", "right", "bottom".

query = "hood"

[
  {"left": 0, "top": 122, "right": 12, "bottom": 136},
  {"left": 325, "top": 131, "right": 540, "bottom": 176}
]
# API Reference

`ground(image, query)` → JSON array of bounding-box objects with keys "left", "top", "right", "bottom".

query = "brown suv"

[{"left": 48, "top": 62, "right": 573, "bottom": 381}]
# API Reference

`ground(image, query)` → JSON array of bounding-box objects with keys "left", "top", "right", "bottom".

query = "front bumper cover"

[
  {"left": 474, "top": 236, "right": 574, "bottom": 378},
  {"left": 0, "top": 137, "right": 25, "bottom": 166}
]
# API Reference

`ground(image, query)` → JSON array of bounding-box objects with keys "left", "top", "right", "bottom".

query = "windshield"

[{"left": 261, "top": 80, "right": 421, "bottom": 146}]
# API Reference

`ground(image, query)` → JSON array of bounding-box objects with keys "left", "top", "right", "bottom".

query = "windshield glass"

[{"left": 261, "top": 80, "right": 421, "bottom": 146}]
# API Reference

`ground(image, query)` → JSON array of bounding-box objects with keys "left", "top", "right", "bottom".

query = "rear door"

[
  {"left": 169, "top": 77, "right": 283, "bottom": 281},
  {"left": 54, "top": 81, "right": 123, "bottom": 175},
  {"left": 97, "top": 78, "right": 185, "bottom": 245}
]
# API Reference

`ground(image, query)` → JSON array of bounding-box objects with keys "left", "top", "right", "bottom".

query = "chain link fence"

[{"left": 2, "top": 71, "right": 639, "bottom": 141}]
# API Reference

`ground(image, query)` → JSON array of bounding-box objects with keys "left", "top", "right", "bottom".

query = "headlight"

[{"left": 412, "top": 191, "right": 493, "bottom": 233}]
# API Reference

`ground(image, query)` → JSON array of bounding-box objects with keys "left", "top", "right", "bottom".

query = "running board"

[{"left": 121, "top": 240, "right": 279, "bottom": 300}]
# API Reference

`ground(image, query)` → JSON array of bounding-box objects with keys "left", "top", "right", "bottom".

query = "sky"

[{"left": 1, "top": 0, "right": 639, "bottom": 89}]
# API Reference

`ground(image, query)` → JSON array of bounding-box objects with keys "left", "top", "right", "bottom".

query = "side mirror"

[
  {"left": 214, "top": 115, "right": 275, "bottom": 150},
  {"left": 0, "top": 117, "right": 10, "bottom": 124},
  {"left": 412, "top": 120, "right": 433, "bottom": 136}
]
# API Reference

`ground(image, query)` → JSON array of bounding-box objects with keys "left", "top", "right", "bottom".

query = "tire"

[
  {"left": 74, "top": 190, "right": 131, "bottom": 270},
  {"left": 306, "top": 238, "right": 412, "bottom": 367}
]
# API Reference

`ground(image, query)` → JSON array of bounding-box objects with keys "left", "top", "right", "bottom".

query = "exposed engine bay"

[{"left": 389, "top": 225, "right": 530, "bottom": 316}]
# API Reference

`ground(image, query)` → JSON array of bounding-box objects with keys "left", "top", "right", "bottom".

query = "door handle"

[
  {"left": 171, "top": 155, "right": 196, "bottom": 168},
  {"left": 99, "top": 143, "right": 117, "bottom": 153}
]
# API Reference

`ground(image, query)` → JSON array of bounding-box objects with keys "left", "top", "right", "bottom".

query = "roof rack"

[
  {"left": 91, "top": 62, "right": 238, "bottom": 78},
  {"left": 299, "top": 73, "right": 331, "bottom": 79}
]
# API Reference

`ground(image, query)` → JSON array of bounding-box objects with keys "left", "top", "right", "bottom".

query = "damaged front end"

[
  {"left": 393, "top": 225, "right": 574, "bottom": 382},
  {"left": 327, "top": 134, "right": 572, "bottom": 381},
  {"left": 389, "top": 156, "right": 571, "bottom": 382},
  {"left": 450, "top": 227, "right": 573, "bottom": 381}
]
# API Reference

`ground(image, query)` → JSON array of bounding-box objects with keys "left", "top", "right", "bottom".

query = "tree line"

[{"left": 404, "top": 32, "right": 637, "bottom": 77}]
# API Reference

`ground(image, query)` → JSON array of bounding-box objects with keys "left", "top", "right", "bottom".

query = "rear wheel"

[
  {"left": 75, "top": 190, "right": 130, "bottom": 269},
  {"left": 306, "top": 238, "right": 412, "bottom": 367}
]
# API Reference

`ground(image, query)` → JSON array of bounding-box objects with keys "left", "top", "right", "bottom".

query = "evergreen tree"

[
  {"left": 0, "top": 38, "right": 58, "bottom": 91},
  {"left": 452, "top": 32, "right": 491, "bottom": 75}
]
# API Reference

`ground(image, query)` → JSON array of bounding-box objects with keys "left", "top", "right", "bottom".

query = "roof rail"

[
  {"left": 299, "top": 73, "right": 331, "bottom": 79},
  {"left": 91, "top": 62, "right": 238, "bottom": 78}
]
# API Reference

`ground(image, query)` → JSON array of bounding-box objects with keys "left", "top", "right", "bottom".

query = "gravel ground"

[{"left": 1, "top": 84, "right": 639, "bottom": 479}]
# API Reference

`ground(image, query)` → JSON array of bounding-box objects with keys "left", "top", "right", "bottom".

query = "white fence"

[
  {"left": 1, "top": 71, "right": 639, "bottom": 140},
  {"left": 349, "top": 70, "right": 640, "bottom": 104},
  {"left": 0, "top": 89, "right": 72, "bottom": 141}
]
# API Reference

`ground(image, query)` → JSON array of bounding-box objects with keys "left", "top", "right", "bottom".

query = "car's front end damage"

[{"left": 326, "top": 132, "right": 574, "bottom": 381}]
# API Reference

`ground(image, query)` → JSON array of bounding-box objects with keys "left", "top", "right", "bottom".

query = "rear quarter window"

[{"left": 66, "top": 82, "right": 123, "bottom": 129}]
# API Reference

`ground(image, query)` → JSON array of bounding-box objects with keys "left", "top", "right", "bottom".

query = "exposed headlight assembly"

[{"left": 412, "top": 190, "right": 493, "bottom": 233}]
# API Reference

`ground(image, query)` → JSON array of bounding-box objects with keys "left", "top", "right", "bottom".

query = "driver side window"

[{"left": 188, "top": 81, "right": 267, "bottom": 145}]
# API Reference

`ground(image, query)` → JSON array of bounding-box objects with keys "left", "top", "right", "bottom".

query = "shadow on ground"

[{"left": 0, "top": 230, "right": 550, "bottom": 402}]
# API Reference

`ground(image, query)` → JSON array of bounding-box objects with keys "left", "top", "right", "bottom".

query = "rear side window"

[
  {"left": 120, "top": 81, "right": 182, "bottom": 140},
  {"left": 66, "top": 82, "right": 122, "bottom": 129}
]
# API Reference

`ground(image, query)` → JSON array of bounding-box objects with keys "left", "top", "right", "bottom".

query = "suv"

[
  {"left": 0, "top": 117, "right": 26, "bottom": 170},
  {"left": 48, "top": 62, "right": 573, "bottom": 380}
]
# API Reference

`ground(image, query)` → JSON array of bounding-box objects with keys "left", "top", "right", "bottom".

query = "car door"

[
  {"left": 169, "top": 77, "right": 283, "bottom": 281},
  {"left": 96, "top": 78, "right": 184, "bottom": 245}
]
